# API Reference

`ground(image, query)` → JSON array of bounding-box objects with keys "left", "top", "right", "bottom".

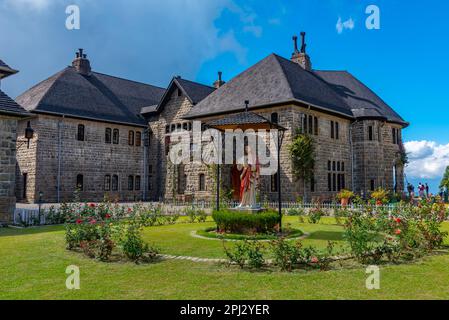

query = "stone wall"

[
  {"left": 16, "top": 115, "right": 147, "bottom": 203},
  {"left": 0, "top": 115, "right": 18, "bottom": 223}
]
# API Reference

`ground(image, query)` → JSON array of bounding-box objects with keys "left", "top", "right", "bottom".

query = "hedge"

[{"left": 212, "top": 209, "right": 281, "bottom": 234}]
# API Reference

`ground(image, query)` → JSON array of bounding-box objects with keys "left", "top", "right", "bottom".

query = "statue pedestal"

[{"left": 231, "top": 206, "right": 266, "bottom": 214}]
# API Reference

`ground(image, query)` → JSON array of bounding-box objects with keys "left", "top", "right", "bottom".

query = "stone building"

[
  {"left": 15, "top": 50, "right": 165, "bottom": 203},
  {"left": 0, "top": 59, "right": 30, "bottom": 223},
  {"left": 15, "top": 34, "right": 408, "bottom": 204}
]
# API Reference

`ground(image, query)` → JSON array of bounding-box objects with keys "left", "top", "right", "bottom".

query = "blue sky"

[{"left": 1, "top": 0, "right": 448, "bottom": 193}]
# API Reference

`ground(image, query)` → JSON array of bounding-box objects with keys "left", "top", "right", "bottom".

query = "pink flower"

[
  {"left": 311, "top": 257, "right": 319, "bottom": 264},
  {"left": 395, "top": 229, "right": 402, "bottom": 235},
  {"left": 105, "top": 214, "right": 111, "bottom": 219},
  {"left": 76, "top": 219, "right": 83, "bottom": 224},
  {"left": 89, "top": 219, "right": 97, "bottom": 225},
  {"left": 127, "top": 208, "right": 133, "bottom": 213}
]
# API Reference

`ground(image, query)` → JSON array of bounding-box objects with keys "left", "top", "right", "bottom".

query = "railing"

[{"left": 12, "top": 201, "right": 399, "bottom": 227}]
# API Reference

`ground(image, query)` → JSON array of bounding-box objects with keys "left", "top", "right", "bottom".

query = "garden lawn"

[{"left": 1, "top": 218, "right": 449, "bottom": 300}]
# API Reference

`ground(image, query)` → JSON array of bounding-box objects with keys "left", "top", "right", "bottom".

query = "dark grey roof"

[
  {"left": 185, "top": 53, "right": 407, "bottom": 126},
  {"left": 314, "top": 70, "right": 406, "bottom": 125},
  {"left": 143, "top": 77, "right": 215, "bottom": 115},
  {"left": 0, "top": 59, "right": 18, "bottom": 79},
  {"left": 16, "top": 67, "right": 165, "bottom": 126},
  {"left": 207, "top": 111, "right": 286, "bottom": 131},
  {"left": 0, "top": 90, "right": 30, "bottom": 117}
]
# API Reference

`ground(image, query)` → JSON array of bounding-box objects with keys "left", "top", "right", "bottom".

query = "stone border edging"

[{"left": 190, "top": 230, "right": 310, "bottom": 242}]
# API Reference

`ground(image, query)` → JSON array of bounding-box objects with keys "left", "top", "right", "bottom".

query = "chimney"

[
  {"left": 213, "top": 71, "right": 225, "bottom": 88},
  {"left": 291, "top": 32, "right": 312, "bottom": 71},
  {"left": 72, "top": 48, "right": 91, "bottom": 76}
]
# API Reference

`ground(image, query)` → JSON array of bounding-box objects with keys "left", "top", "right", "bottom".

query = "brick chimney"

[
  {"left": 291, "top": 32, "right": 312, "bottom": 71},
  {"left": 72, "top": 49, "right": 91, "bottom": 76},
  {"left": 213, "top": 71, "right": 225, "bottom": 88}
]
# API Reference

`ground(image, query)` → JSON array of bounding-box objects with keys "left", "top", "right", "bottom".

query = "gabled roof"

[
  {"left": 142, "top": 77, "right": 215, "bottom": 115},
  {"left": 0, "top": 59, "right": 18, "bottom": 79},
  {"left": 0, "top": 90, "right": 31, "bottom": 117},
  {"left": 207, "top": 111, "right": 286, "bottom": 131},
  {"left": 185, "top": 53, "right": 407, "bottom": 126},
  {"left": 16, "top": 67, "right": 165, "bottom": 127}
]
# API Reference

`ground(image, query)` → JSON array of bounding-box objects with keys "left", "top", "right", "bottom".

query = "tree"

[
  {"left": 440, "top": 166, "right": 449, "bottom": 189},
  {"left": 289, "top": 129, "right": 315, "bottom": 201}
]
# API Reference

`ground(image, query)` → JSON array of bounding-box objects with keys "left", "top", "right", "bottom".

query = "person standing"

[
  {"left": 418, "top": 183, "right": 423, "bottom": 198},
  {"left": 425, "top": 183, "right": 430, "bottom": 198}
]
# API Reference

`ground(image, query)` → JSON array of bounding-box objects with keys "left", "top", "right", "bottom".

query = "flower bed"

[{"left": 196, "top": 227, "right": 303, "bottom": 240}]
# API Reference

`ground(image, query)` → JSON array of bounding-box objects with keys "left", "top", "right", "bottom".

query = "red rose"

[
  {"left": 395, "top": 229, "right": 402, "bottom": 235},
  {"left": 105, "top": 214, "right": 111, "bottom": 219},
  {"left": 128, "top": 208, "right": 133, "bottom": 213},
  {"left": 395, "top": 218, "right": 402, "bottom": 223},
  {"left": 76, "top": 219, "right": 83, "bottom": 224},
  {"left": 89, "top": 203, "right": 96, "bottom": 208}
]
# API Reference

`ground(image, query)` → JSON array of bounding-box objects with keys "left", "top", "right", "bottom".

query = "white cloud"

[
  {"left": 336, "top": 17, "right": 355, "bottom": 34},
  {"left": 405, "top": 140, "right": 449, "bottom": 179},
  {"left": 2, "top": 0, "right": 54, "bottom": 10}
]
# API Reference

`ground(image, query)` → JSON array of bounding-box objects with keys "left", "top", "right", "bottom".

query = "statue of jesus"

[{"left": 237, "top": 145, "right": 260, "bottom": 208}]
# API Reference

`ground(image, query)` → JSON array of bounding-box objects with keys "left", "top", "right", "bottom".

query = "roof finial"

[
  {"left": 300, "top": 32, "right": 306, "bottom": 54},
  {"left": 244, "top": 100, "right": 249, "bottom": 113}
]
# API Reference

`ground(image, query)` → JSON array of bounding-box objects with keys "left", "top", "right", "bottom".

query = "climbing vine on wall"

[{"left": 289, "top": 129, "right": 315, "bottom": 183}]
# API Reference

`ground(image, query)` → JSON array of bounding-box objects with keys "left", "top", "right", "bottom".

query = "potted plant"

[
  {"left": 371, "top": 188, "right": 389, "bottom": 206},
  {"left": 337, "top": 189, "right": 354, "bottom": 206}
]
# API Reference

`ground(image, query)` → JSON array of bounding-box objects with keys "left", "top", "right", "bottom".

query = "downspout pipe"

[{"left": 57, "top": 115, "right": 65, "bottom": 203}]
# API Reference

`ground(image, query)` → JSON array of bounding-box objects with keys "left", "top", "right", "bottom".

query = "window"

[
  {"left": 165, "top": 136, "right": 171, "bottom": 155},
  {"left": 105, "top": 128, "right": 112, "bottom": 144},
  {"left": 171, "top": 124, "right": 176, "bottom": 132},
  {"left": 335, "top": 122, "right": 339, "bottom": 140},
  {"left": 104, "top": 175, "right": 111, "bottom": 191},
  {"left": 314, "top": 117, "right": 319, "bottom": 136},
  {"left": 76, "top": 174, "right": 84, "bottom": 191},
  {"left": 165, "top": 125, "right": 170, "bottom": 134},
  {"left": 112, "top": 175, "right": 118, "bottom": 191},
  {"left": 331, "top": 121, "right": 339, "bottom": 139},
  {"left": 302, "top": 115, "right": 308, "bottom": 134},
  {"left": 271, "top": 172, "right": 279, "bottom": 192},
  {"left": 308, "top": 115, "right": 313, "bottom": 135},
  {"left": 392, "top": 128, "right": 400, "bottom": 145},
  {"left": 177, "top": 165, "right": 186, "bottom": 194},
  {"left": 370, "top": 179, "right": 375, "bottom": 191},
  {"left": 22, "top": 173, "right": 28, "bottom": 199},
  {"left": 271, "top": 112, "right": 279, "bottom": 124},
  {"left": 128, "top": 176, "right": 134, "bottom": 191},
  {"left": 128, "top": 131, "right": 135, "bottom": 146},
  {"left": 183, "top": 123, "right": 188, "bottom": 131},
  {"left": 77, "top": 124, "right": 85, "bottom": 141},
  {"left": 135, "top": 132, "right": 142, "bottom": 147},
  {"left": 135, "top": 176, "right": 141, "bottom": 191},
  {"left": 113, "top": 129, "right": 119, "bottom": 144},
  {"left": 328, "top": 160, "right": 346, "bottom": 192},
  {"left": 177, "top": 88, "right": 182, "bottom": 97},
  {"left": 199, "top": 174, "right": 206, "bottom": 191},
  {"left": 148, "top": 166, "right": 153, "bottom": 191},
  {"left": 310, "top": 173, "right": 315, "bottom": 192},
  {"left": 368, "top": 126, "right": 374, "bottom": 141}
]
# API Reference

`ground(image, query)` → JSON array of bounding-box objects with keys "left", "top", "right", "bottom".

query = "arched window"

[
  {"left": 128, "top": 131, "right": 135, "bottom": 146},
  {"left": 113, "top": 129, "right": 119, "bottom": 144},
  {"left": 112, "top": 175, "right": 119, "bottom": 191},
  {"left": 105, "top": 128, "right": 112, "bottom": 144},
  {"left": 271, "top": 112, "right": 278, "bottom": 124},
  {"left": 77, "top": 124, "right": 85, "bottom": 141},
  {"left": 135, "top": 132, "right": 142, "bottom": 147},
  {"left": 199, "top": 174, "right": 205, "bottom": 191},
  {"left": 104, "top": 175, "right": 111, "bottom": 191},
  {"left": 128, "top": 175, "right": 134, "bottom": 191},
  {"left": 76, "top": 174, "right": 84, "bottom": 191}
]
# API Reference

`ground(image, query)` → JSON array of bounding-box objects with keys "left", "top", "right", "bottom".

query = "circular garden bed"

[{"left": 196, "top": 227, "right": 304, "bottom": 241}]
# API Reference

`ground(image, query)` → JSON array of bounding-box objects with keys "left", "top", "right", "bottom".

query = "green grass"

[
  {"left": 1, "top": 217, "right": 449, "bottom": 300},
  {"left": 195, "top": 227, "right": 304, "bottom": 241}
]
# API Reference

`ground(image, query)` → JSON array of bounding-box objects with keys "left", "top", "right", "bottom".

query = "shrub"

[
  {"left": 337, "top": 189, "right": 355, "bottom": 200},
  {"left": 308, "top": 207, "right": 324, "bottom": 224},
  {"left": 223, "top": 240, "right": 266, "bottom": 269},
  {"left": 270, "top": 238, "right": 302, "bottom": 272},
  {"left": 212, "top": 210, "right": 281, "bottom": 234},
  {"left": 371, "top": 188, "right": 389, "bottom": 204}
]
